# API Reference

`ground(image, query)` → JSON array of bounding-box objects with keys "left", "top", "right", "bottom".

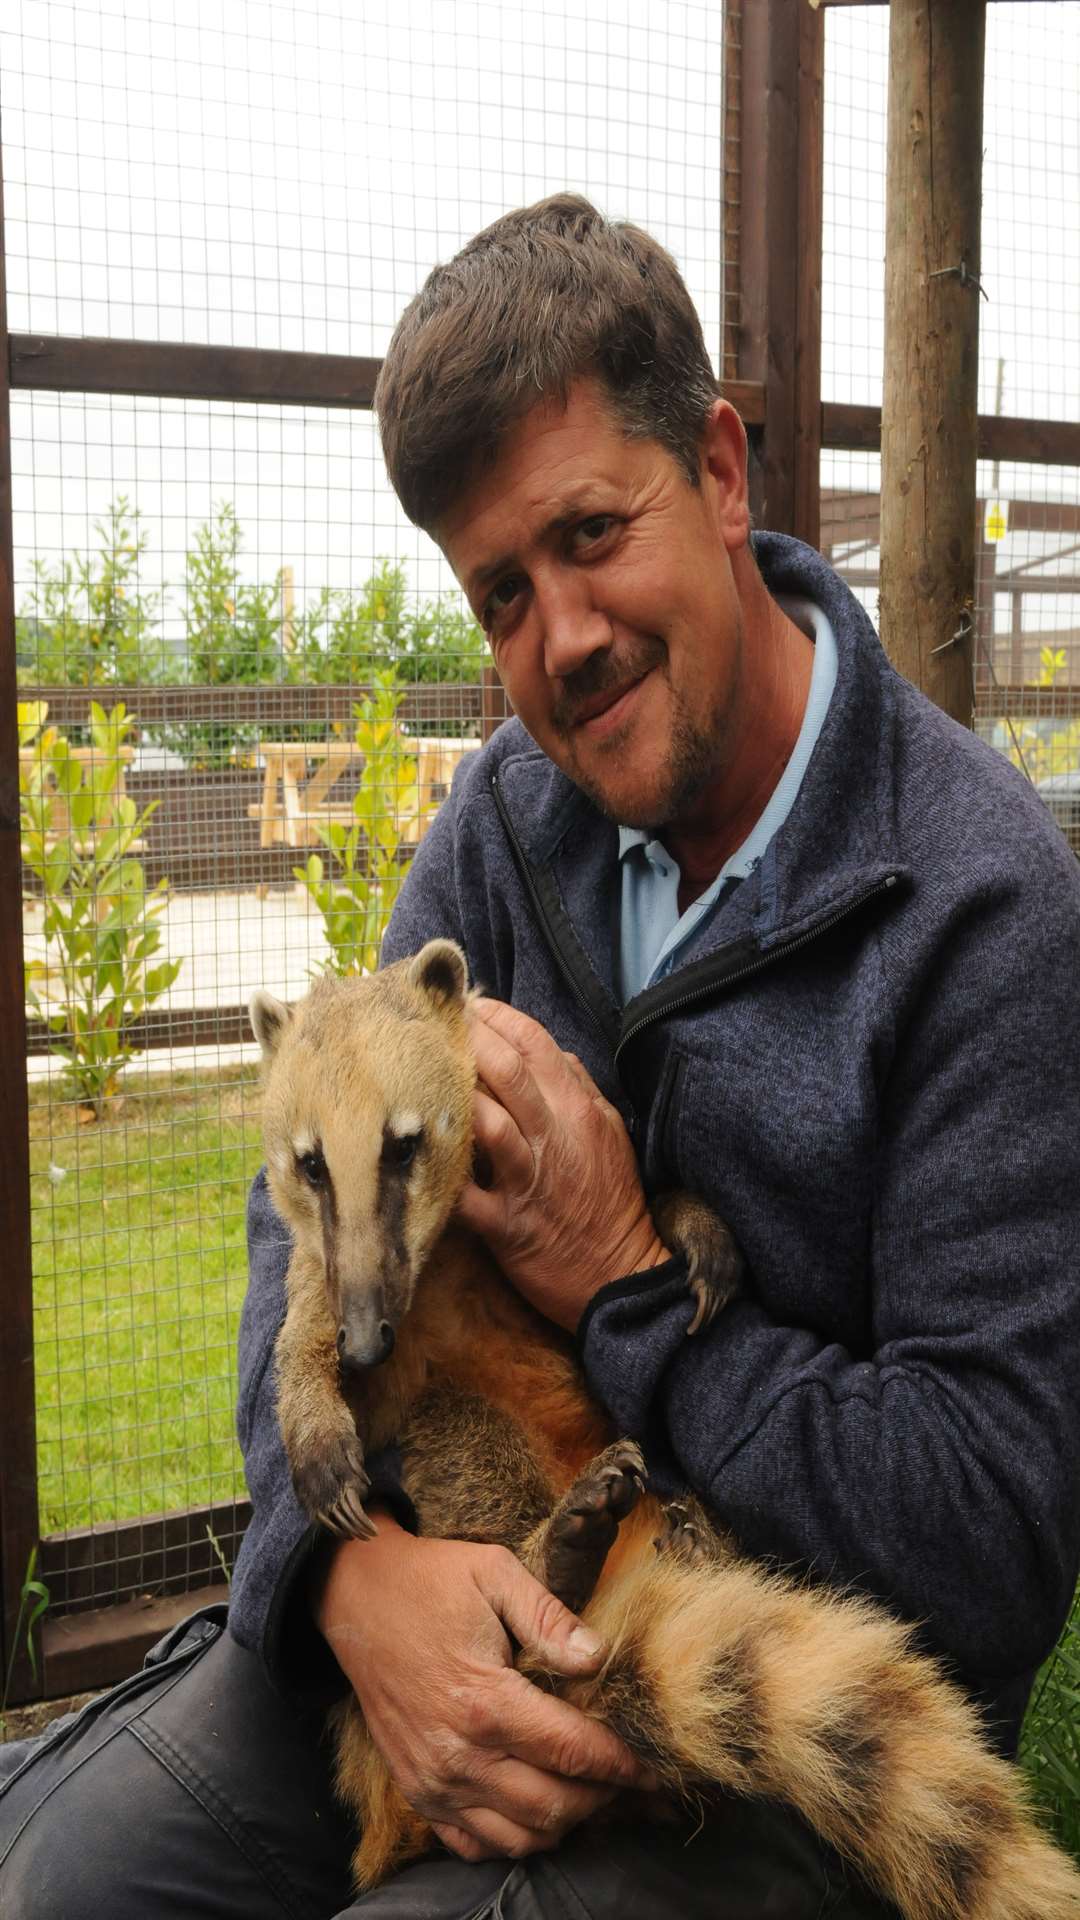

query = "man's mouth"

[{"left": 570, "top": 674, "right": 648, "bottom": 734}]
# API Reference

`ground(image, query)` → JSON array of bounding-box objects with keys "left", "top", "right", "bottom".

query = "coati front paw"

[
  {"left": 651, "top": 1191, "right": 744, "bottom": 1336},
  {"left": 292, "top": 1429, "right": 375, "bottom": 1541}
]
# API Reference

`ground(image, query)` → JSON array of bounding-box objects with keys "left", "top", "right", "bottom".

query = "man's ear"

[{"left": 701, "top": 398, "right": 751, "bottom": 552}]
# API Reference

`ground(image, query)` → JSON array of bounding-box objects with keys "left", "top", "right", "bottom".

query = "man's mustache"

[{"left": 551, "top": 638, "right": 666, "bottom": 735}]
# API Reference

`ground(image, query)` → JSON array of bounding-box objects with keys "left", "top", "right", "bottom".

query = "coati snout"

[
  {"left": 337, "top": 1300, "right": 395, "bottom": 1371},
  {"left": 249, "top": 939, "right": 477, "bottom": 1372}
]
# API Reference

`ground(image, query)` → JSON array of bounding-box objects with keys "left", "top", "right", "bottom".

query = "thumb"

[{"left": 478, "top": 1551, "right": 606, "bottom": 1676}]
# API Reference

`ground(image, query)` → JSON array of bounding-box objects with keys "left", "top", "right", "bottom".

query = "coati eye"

[
  {"left": 383, "top": 1130, "right": 421, "bottom": 1171},
  {"left": 297, "top": 1147, "right": 328, "bottom": 1188}
]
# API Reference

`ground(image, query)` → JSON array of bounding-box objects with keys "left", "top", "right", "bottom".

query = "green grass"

[
  {"left": 1020, "top": 1583, "right": 1080, "bottom": 1860},
  {"left": 29, "top": 1065, "right": 264, "bottom": 1533}
]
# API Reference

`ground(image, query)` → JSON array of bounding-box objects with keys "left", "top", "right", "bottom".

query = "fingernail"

[{"left": 568, "top": 1626, "right": 603, "bottom": 1658}]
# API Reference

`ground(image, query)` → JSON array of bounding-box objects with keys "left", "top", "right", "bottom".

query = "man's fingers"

[
  {"left": 472, "top": 1087, "right": 534, "bottom": 1186},
  {"left": 430, "top": 1820, "right": 498, "bottom": 1863},
  {"left": 499, "top": 1667, "right": 650, "bottom": 1789},
  {"left": 476, "top": 1553, "right": 649, "bottom": 1787},
  {"left": 470, "top": 995, "right": 565, "bottom": 1066},
  {"left": 432, "top": 1809, "right": 556, "bottom": 1862},
  {"left": 459, "top": 1756, "right": 617, "bottom": 1838},
  {"left": 480, "top": 1548, "right": 605, "bottom": 1673}
]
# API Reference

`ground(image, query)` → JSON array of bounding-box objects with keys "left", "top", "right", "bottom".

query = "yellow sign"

[{"left": 984, "top": 500, "right": 1009, "bottom": 543}]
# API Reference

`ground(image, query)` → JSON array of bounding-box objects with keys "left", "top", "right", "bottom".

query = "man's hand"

[
  {"left": 458, "top": 998, "right": 669, "bottom": 1330},
  {"left": 314, "top": 1519, "right": 654, "bottom": 1863}
]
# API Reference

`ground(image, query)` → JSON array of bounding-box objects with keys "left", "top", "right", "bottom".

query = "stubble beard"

[{"left": 554, "top": 618, "right": 744, "bottom": 832}]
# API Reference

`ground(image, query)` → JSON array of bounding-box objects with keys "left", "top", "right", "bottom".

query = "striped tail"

[{"left": 544, "top": 1528, "right": 1080, "bottom": 1920}]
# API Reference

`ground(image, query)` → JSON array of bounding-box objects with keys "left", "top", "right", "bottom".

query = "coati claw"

[
  {"left": 293, "top": 1429, "right": 372, "bottom": 1537},
  {"left": 651, "top": 1191, "right": 744, "bottom": 1336},
  {"left": 319, "top": 1491, "right": 378, "bottom": 1541}
]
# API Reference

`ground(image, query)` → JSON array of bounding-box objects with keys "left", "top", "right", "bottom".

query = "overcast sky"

[{"left": 1, "top": 0, "right": 1077, "bottom": 632}]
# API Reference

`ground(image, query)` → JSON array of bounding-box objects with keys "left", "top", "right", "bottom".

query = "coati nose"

[{"left": 336, "top": 1319, "right": 395, "bottom": 1369}]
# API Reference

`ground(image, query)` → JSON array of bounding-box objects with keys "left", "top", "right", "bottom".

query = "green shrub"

[
  {"left": 21, "top": 702, "right": 182, "bottom": 1115},
  {"left": 296, "top": 558, "right": 486, "bottom": 690},
  {"left": 295, "top": 671, "right": 419, "bottom": 976},
  {"left": 16, "top": 498, "right": 164, "bottom": 691}
]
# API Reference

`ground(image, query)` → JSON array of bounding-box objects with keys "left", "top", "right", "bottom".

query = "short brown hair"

[{"left": 374, "top": 193, "right": 720, "bottom": 533}]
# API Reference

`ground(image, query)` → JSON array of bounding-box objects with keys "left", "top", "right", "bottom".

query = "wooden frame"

[
  {"left": 0, "top": 111, "right": 41, "bottom": 1710},
  {"left": 736, "top": 0, "right": 825, "bottom": 545}
]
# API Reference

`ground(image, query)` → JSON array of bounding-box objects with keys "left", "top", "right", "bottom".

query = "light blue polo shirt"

[{"left": 618, "top": 597, "right": 838, "bottom": 1001}]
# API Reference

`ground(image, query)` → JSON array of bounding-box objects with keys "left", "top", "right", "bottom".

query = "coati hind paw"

[
  {"left": 293, "top": 1431, "right": 376, "bottom": 1541},
  {"left": 535, "top": 1440, "right": 647, "bottom": 1614},
  {"left": 654, "top": 1501, "right": 719, "bottom": 1569},
  {"left": 651, "top": 1191, "right": 744, "bottom": 1336}
]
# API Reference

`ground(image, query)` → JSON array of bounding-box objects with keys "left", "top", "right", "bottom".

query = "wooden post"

[
  {"left": 280, "top": 563, "right": 295, "bottom": 657},
  {"left": 0, "top": 106, "right": 42, "bottom": 1705},
  {"left": 736, "top": 0, "right": 824, "bottom": 547},
  {"left": 879, "top": 0, "right": 987, "bottom": 724}
]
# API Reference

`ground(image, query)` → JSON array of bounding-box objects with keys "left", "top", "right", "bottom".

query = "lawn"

[{"left": 29, "top": 1065, "right": 265, "bottom": 1534}]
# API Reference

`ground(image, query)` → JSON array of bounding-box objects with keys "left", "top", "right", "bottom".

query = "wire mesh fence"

[
  {"left": 821, "top": 1, "right": 1080, "bottom": 851},
  {"left": 0, "top": 0, "right": 734, "bottom": 1637},
  {"left": 2, "top": 0, "right": 1076, "bottom": 1674}
]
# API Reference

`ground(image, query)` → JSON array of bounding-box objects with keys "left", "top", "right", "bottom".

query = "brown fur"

[{"left": 250, "top": 943, "right": 1080, "bottom": 1920}]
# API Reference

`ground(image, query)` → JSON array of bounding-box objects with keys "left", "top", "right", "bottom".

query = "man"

[{"left": 3, "top": 193, "right": 1080, "bottom": 1920}]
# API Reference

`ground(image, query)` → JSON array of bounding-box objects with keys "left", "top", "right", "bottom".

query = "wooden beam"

[
  {"left": 8, "top": 331, "right": 765, "bottom": 431},
  {"left": 10, "top": 335, "right": 382, "bottom": 410},
  {"left": 823, "top": 401, "right": 1080, "bottom": 468},
  {"left": 18, "top": 681, "right": 486, "bottom": 727},
  {"left": 25, "top": 1000, "right": 254, "bottom": 1056},
  {"left": 0, "top": 109, "right": 42, "bottom": 1707},
  {"left": 41, "top": 1583, "right": 228, "bottom": 1699},
  {"left": 879, "top": 0, "right": 987, "bottom": 723},
  {"left": 722, "top": 0, "right": 744, "bottom": 385},
  {"left": 737, "top": 0, "right": 825, "bottom": 543}
]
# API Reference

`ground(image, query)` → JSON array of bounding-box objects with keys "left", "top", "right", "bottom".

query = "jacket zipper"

[
  {"left": 492, "top": 770, "right": 902, "bottom": 1067},
  {"left": 614, "top": 872, "right": 902, "bottom": 1067},
  {"left": 491, "top": 773, "right": 611, "bottom": 1038}
]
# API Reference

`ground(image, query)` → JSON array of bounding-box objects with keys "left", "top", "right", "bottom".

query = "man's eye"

[
  {"left": 483, "top": 576, "right": 523, "bottom": 630},
  {"left": 573, "top": 515, "right": 614, "bottom": 548},
  {"left": 297, "top": 1148, "right": 327, "bottom": 1188}
]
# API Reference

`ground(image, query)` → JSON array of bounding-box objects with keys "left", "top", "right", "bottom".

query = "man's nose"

[{"left": 539, "top": 574, "right": 611, "bottom": 679}]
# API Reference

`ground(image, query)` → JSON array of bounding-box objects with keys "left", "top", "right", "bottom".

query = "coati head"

[{"left": 250, "top": 940, "right": 474, "bottom": 1370}]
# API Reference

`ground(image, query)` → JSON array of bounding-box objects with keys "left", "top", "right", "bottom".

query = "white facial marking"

[{"left": 390, "top": 1109, "right": 422, "bottom": 1139}]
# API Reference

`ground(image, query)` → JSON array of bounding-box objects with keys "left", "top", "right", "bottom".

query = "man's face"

[{"left": 437, "top": 381, "right": 753, "bottom": 830}]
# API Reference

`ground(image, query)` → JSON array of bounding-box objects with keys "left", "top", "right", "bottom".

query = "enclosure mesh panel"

[
  {"left": 0, "top": 0, "right": 732, "bottom": 1609},
  {"left": 820, "top": 3, "right": 1080, "bottom": 857}
]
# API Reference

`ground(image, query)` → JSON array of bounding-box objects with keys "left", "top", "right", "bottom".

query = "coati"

[{"left": 250, "top": 940, "right": 1080, "bottom": 1920}]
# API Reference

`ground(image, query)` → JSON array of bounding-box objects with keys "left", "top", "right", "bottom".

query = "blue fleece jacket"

[{"left": 229, "top": 532, "right": 1080, "bottom": 1755}]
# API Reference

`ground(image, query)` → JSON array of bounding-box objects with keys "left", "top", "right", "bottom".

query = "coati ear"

[
  {"left": 248, "top": 988, "right": 294, "bottom": 1060},
  {"left": 406, "top": 939, "right": 468, "bottom": 1012}
]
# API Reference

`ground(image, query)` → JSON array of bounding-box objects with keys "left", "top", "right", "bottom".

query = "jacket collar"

[{"left": 491, "top": 533, "right": 909, "bottom": 1007}]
